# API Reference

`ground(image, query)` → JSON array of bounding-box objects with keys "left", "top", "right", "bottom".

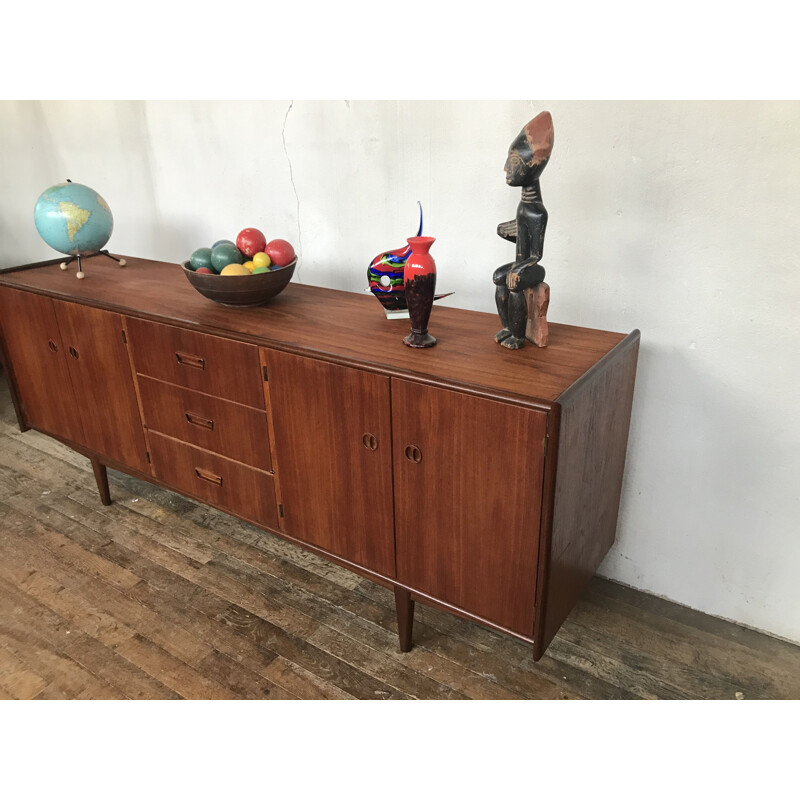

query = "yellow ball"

[
  {"left": 252, "top": 252, "right": 272, "bottom": 269},
  {"left": 220, "top": 263, "right": 251, "bottom": 276},
  {"left": 242, "top": 260, "right": 255, "bottom": 272}
]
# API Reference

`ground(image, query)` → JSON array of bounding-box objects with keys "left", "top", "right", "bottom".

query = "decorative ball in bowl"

[{"left": 181, "top": 257, "right": 296, "bottom": 307}]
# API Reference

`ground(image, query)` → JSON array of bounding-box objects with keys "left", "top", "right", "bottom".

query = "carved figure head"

[{"left": 505, "top": 111, "right": 554, "bottom": 186}]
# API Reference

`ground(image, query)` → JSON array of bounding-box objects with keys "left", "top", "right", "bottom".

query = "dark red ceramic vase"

[{"left": 403, "top": 236, "right": 437, "bottom": 348}]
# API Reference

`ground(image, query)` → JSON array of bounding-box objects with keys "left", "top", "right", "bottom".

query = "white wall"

[{"left": 1, "top": 100, "right": 798, "bottom": 643}]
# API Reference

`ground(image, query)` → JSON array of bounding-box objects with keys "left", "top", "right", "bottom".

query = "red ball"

[
  {"left": 236, "top": 227, "right": 267, "bottom": 258},
  {"left": 264, "top": 238, "right": 296, "bottom": 268},
  {"left": 195, "top": 267, "right": 215, "bottom": 274}
]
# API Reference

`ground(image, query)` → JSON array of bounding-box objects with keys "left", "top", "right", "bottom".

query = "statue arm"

[
  {"left": 507, "top": 208, "right": 548, "bottom": 290},
  {"left": 497, "top": 220, "right": 517, "bottom": 242},
  {"left": 506, "top": 256, "right": 546, "bottom": 290}
]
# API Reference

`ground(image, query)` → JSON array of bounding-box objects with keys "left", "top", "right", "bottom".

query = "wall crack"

[{"left": 282, "top": 100, "right": 302, "bottom": 281}]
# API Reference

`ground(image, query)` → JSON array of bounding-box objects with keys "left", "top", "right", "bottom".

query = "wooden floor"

[{"left": 0, "top": 378, "right": 798, "bottom": 700}]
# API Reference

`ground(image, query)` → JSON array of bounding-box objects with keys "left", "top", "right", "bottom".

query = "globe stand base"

[{"left": 59, "top": 250, "right": 127, "bottom": 279}]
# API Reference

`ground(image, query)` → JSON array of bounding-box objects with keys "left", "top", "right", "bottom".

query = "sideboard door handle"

[
  {"left": 185, "top": 411, "right": 215, "bottom": 431},
  {"left": 362, "top": 432, "right": 378, "bottom": 451},
  {"left": 194, "top": 467, "right": 223, "bottom": 486},
  {"left": 48, "top": 339, "right": 58, "bottom": 352},
  {"left": 68, "top": 346, "right": 79, "bottom": 360},
  {"left": 405, "top": 445, "right": 422, "bottom": 463},
  {"left": 175, "top": 351, "right": 205, "bottom": 370}
]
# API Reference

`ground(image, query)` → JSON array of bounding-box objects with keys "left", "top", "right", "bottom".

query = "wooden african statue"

[{"left": 493, "top": 110, "right": 554, "bottom": 349}]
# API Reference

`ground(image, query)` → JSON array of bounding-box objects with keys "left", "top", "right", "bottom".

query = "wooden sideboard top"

[{"left": 0, "top": 255, "right": 636, "bottom": 406}]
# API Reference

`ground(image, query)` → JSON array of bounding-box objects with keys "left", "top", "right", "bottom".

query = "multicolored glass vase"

[
  {"left": 403, "top": 236, "right": 437, "bottom": 348},
  {"left": 367, "top": 204, "right": 423, "bottom": 318}
]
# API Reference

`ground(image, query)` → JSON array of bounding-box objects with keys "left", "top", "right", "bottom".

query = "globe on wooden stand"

[{"left": 33, "top": 180, "right": 126, "bottom": 279}]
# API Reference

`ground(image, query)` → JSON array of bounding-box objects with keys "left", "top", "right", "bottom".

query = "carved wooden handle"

[
  {"left": 194, "top": 467, "right": 222, "bottom": 486},
  {"left": 362, "top": 433, "right": 378, "bottom": 451},
  {"left": 405, "top": 445, "right": 422, "bottom": 463},
  {"left": 185, "top": 411, "right": 215, "bottom": 431},
  {"left": 175, "top": 351, "right": 205, "bottom": 370}
]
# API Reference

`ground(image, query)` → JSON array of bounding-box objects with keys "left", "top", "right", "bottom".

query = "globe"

[{"left": 34, "top": 182, "right": 114, "bottom": 256}]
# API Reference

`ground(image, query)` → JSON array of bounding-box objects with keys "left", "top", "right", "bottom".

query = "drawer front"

[
  {"left": 126, "top": 317, "right": 265, "bottom": 409},
  {"left": 138, "top": 376, "right": 272, "bottom": 471},
  {"left": 149, "top": 432, "right": 278, "bottom": 529}
]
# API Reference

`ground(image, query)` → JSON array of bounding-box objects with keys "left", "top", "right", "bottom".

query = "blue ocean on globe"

[{"left": 33, "top": 182, "right": 114, "bottom": 256}]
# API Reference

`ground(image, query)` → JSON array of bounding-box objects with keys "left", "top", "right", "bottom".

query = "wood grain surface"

[
  {"left": 126, "top": 315, "right": 266, "bottom": 410},
  {"left": 535, "top": 334, "right": 640, "bottom": 658},
  {"left": 0, "top": 287, "right": 85, "bottom": 443},
  {"left": 265, "top": 349, "right": 396, "bottom": 578},
  {"left": 0, "top": 255, "right": 626, "bottom": 406},
  {"left": 137, "top": 376, "right": 272, "bottom": 472},
  {"left": 393, "top": 380, "right": 547, "bottom": 635},
  {"left": 53, "top": 300, "right": 149, "bottom": 474},
  {"left": 147, "top": 432, "right": 278, "bottom": 531},
  {"left": 2, "top": 377, "right": 798, "bottom": 700}
]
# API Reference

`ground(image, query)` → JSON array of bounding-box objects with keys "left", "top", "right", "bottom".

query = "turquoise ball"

[
  {"left": 190, "top": 247, "right": 213, "bottom": 271},
  {"left": 210, "top": 243, "right": 243, "bottom": 272}
]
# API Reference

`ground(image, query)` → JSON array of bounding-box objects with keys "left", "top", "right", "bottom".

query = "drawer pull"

[
  {"left": 194, "top": 467, "right": 223, "bottom": 486},
  {"left": 185, "top": 411, "right": 215, "bottom": 431},
  {"left": 48, "top": 339, "right": 58, "bottom": 352},
  {"left": 405, "top": 445, "right": 422, "bottom": 463},
  {"left": 68, "top": 346, "right": 79, "bottom": 360},
  {"left": 175, "top": 351, "right": 205, "bottom": 370},
  {"left": 362, "top": 432, "right": 378, "bottom": 451}
]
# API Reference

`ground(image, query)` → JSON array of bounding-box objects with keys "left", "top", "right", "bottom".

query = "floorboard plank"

[
  {"left": 1, "top": 509, "right": 217, "bottom": 668},
  {"left": 111, "top": 635, "right": 237, "bottom": 700},
  {"left": 0, "top": 643, "right": 48, "bottom": 699},
  {"left": 0, "top": 574, "right": 178, "bottom": 699},
  {"left": 196, "top": 649, "right": 299, "bottom": 700},
  {"left": 0, "top": 594, "right": 126, "bottom": 699},
  {"left": 569, "top": 594, "right": 798, "bottom": 700}
]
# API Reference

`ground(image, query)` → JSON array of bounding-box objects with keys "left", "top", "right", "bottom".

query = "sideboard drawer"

[
  {"left": 148, "top": 432, "right": 278, "bottom": 529},
  {"left": 126, "top": 317, "right": 265, "bottom": 409},
  {"left": 138, "top": 376, "right": 272, "bottom": 472}
]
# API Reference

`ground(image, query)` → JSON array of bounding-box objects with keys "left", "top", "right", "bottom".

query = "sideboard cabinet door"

[
  {"left": 264, "top": 349, "right": 395, "bottom": 578},
  {"left": 0, "top": 287, "right": 86, "bottom": 443},
  {"left": 392, "top": 380, "right": 548, "bottom": 636},
  {"left": 53, "top": 301, "right": 148, "bottom": 473},
  {"left": 0, "top": 287, "right": 88, "bottom": 443}
]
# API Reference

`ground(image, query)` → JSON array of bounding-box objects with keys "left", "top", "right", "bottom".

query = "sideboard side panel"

[
  {"left": 535, "top": 331, "right": 640, "bottom": 658},
  {"left": 0, "top": 304, "right": 29, "bottom": 432}
]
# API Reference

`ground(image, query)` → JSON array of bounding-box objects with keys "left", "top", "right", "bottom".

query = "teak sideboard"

[{"left": 0, "top": 255, "right": 639, "bottom": 660}]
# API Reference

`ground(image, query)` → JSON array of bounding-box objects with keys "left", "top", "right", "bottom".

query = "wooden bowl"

[{"left": 181, "top": 258, "right": 296, "bottom": 307}]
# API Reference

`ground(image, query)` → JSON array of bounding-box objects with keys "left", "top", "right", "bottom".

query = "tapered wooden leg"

[
  {"left": 394, "top": 586, "right": 415, "bottom": 652},
  {"left": 90, "top": 457, "right": 112, "bottom": 506}
]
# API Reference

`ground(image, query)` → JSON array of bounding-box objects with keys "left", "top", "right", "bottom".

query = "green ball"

[
  {"left": 211, "top": 243, "right": 243, "bottom": 272},
  {"left": 189, "top": 247, "right": 213, "bottom": 271},
  {"left": 252, "top": 266, "right": 269, "bottom": 274}
]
